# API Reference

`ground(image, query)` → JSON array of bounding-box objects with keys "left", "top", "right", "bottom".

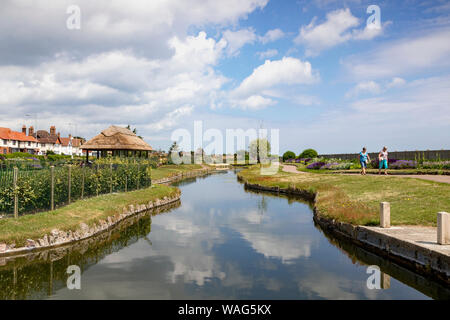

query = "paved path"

[
  {"left": 281, "top": 164, "right": 305, "bottom": 174},
  {"left": 363, "top": 225, "right": 450, "bottom": 257},
  {"left": 340, "top": 173, "right": 450, "bottom": 184}
]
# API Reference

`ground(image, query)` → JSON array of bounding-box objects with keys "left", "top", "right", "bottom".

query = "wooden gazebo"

[{"left": 82, "top": 125, "right": 152, "bottom": 161}]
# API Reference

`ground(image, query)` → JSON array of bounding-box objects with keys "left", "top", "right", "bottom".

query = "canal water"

[{"left": 0, "top": 170, "right": 449, "bottom": 299}]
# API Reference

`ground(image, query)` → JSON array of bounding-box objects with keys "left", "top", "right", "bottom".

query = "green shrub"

[
  {"left": 282, "top": 151, "right": 296, "bottom": 162},
  {"left": 298, "top": 149, "right": 318, "bottom": 159}
]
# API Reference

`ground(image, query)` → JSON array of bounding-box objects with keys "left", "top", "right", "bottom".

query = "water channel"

[{"left": 0, "top": 170, "right": 449, "bottom": 299}]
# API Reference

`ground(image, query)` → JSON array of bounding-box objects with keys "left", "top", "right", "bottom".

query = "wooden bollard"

[
  {"left": 380, "top": 202, "right": 390, "bottom": 228},
  {"left": 437, "top": 212, "right": 449, "bottom": 245}
]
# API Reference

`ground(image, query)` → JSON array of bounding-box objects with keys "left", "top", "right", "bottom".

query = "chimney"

[
  {"left": 50, "top": 126, "right": 56, "bottom": 135},
  {"left": 28, "top": 126, "right": 34, "bottom": 136},
  {"left": 69, "top": 134, "right": 72, "bottom": 140},
  {"left": 22, "top": 125, "right": 26, "bottom": 134}
]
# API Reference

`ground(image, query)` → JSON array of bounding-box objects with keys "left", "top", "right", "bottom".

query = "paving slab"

[{"left": 362, "top": 225, "right": 450, "bottom": 257}]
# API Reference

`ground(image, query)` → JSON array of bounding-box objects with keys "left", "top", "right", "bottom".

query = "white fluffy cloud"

[
  {"left": 0, "top": 31, "right": 229, "bottom": 140},
  {"left": 221, "top": 27, "right": 285, "bottom": 57},
  {"left": 232, "top": 95, "right": 276, "bottom": 110},
  {"left": 0, "top": 0, "right": 269, "bottom": 64},
  {"left": 345, "top": 28, "right": 450, "bottom": 79},
  {"left": 222, "top": 28, "right": 257, "bottom": 56},
  {"left": 259, "top": 28, "right": 285, "bottom": 44},
  {"left": 229, "top": 57, "right": 318, "bottom": 110},
  {"left": 294, "top": 8, "right": 384, "bottom": 56},
  {"left": 234, "top": 57, "right": 318, "bottom": 98},
  {"left": 345, "top": 80, "right": 381, "bottom": 98}
]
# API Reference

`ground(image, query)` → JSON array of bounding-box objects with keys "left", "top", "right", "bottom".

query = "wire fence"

[{"left": 0, "top": 163, "right": 151, "bottom": 217}]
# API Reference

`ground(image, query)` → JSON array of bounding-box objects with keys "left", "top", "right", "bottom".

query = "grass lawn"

[
  {"left": 0, "top": 184, "right": 179, "bottom": 246},
  {"left": 151, "top": 164, "right": 205, "bottom": 180},
  {"left": 238, "top": 166, "right": 450, "bottom": 226}
]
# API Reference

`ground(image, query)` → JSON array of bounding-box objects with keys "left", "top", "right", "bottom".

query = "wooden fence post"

[
  {"left": 125, "top": 175, "right": 127, "bottom": 193},
  {"left": 137, "top": 163, "right": 140, "bottom": 190},
  {"left": 81, "top": 167, "right": 85, "bottom": 199},
  {"left": 13, "top": 167, "right": 18, "bottom": 218},
  {"left": 68, "top": 165, "right": 72, "bottom": 204},
  {"left": 96, "top": 163, "right": 99, "bottom": 197},
  {"left": 50, "top": 166, "right": 55, "bottom": 211},
  {"left": 110, "top": 163, "right": 113, "bottom": 193}
]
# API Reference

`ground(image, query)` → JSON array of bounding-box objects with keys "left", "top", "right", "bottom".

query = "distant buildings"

[
  {"left": 0, "top": 125, "right": 84, "bottom": 156},
  {"left": 0, "top": 126, "right": 39, "bottom": 155}
]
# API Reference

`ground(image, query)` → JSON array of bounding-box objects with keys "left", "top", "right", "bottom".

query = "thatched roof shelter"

[{"left": 82, "top": 125, "right": 152, "bottom": 160}]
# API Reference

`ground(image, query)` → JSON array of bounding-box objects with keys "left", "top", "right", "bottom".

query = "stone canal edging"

[
  {"left": 0, "top": 193, "right": 181, "bottom": 258},
  {"left": 240, "top": 178, "right": 450, "bottom": 286}
]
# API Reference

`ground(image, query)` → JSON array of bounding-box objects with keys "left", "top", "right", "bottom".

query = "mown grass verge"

[
  {"left": 238, "top": 166, "right": 450, "bottom": 226},
  {"left": 0, "top": 184, "right": 179, "bottom": 246}
]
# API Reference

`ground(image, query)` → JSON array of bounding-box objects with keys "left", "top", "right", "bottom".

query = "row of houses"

[{"left": 0, "top": 125, "right": 84, "bottom": 156}]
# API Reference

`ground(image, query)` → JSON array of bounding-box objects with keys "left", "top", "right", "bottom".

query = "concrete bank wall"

[{"left": 241, "top": 180, "right": 450, "bottom": 286}]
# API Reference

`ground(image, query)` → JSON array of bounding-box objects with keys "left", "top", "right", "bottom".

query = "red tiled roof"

[
  {"left": 60, "top": 137, "right": 70, "bottom": 147},
  {"left": 0, "top": 127, "right": 38, "bottom": 142}
]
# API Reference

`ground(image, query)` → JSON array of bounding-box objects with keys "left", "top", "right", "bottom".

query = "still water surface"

[{"left": 1, "top": 171, "right": 449, "bottom": 299}]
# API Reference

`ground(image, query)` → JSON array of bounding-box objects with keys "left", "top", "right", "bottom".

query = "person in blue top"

[{"left": 359, "top": 147, "right": 371, "bottom": 175}]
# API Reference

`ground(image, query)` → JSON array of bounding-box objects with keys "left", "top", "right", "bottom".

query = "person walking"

[
  {"left": 378, "top": 146, "right": 389, "bottom": 175},
  {"left": 359, "top": 147, "right": 370, "bottom": 175}
]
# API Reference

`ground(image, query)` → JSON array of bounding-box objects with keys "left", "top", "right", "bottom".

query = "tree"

[
  {"left": 299, "top": 148, "right": 318, "bottom": 159},
  {"left": 282, "top": 151, "right": 296, "bottom": 162},
  {"left": 249, "top": 138, "right": 271, "bottom": 164},
  {"left": 168, "top": 141, "right": 179, "bottom": 164}
]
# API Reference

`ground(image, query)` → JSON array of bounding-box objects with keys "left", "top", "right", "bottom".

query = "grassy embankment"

[
  {"left": 0, "top": 184, "right": 179, "bottom": 246},
  {"left": 0, "top": 164, "right": 206, "bottom": 246},
  {"left": 238, "top": 166, "right": 450, "bottom": 226},
  {"left": 151, "top": 164, "right": 205, "bottom": 180}
]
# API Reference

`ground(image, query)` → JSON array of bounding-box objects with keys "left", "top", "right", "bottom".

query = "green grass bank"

[
  {"left": 0, "top": 184, "right": 179, "bottom": 246},
  {"left": 238, "top": 166, "right": 450, "bottom": 226}
]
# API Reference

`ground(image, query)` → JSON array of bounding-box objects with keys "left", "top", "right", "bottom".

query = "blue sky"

[{"left": 0, "top": 0, "right": 449, "bottom": 154}]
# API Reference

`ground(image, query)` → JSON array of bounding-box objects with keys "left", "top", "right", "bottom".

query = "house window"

[
  {"left": 2, "top": 140, "right": 6, "bottom": 145},
  {"left": 12, "top": 140, "right": 16, "bottom": 146}
]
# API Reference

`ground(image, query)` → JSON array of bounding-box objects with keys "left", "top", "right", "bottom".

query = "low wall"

[{"left": 241, "top": 180, "right": 450, "bottom": 286}]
